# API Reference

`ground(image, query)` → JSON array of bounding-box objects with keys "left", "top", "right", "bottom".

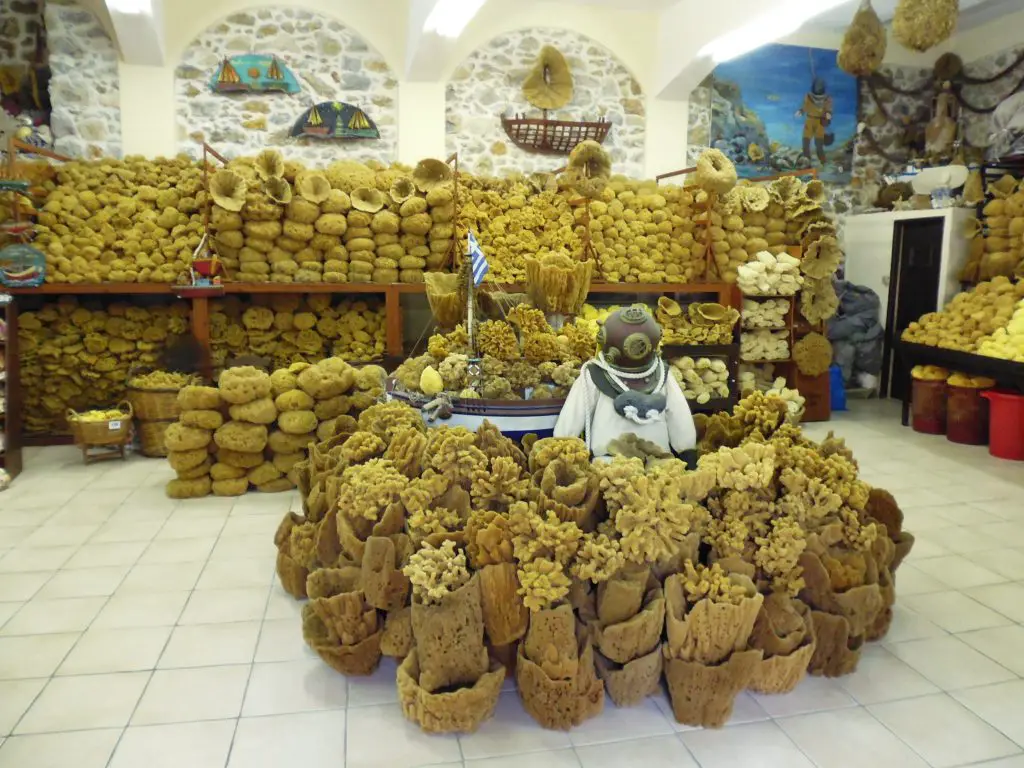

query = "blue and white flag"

[{"left": 468, "top": 230, "right": 489, "bottom": 286}]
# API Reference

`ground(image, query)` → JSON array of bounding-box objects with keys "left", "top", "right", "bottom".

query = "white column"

[
  {"left": 398, "top": 80, "right": 448, "bottom": 163},
  {"left": 644, "top": 97, "right": 690, "bottom": 180},
  {"left": 119, "top": 63, "right": 178, "bottom": 157}
]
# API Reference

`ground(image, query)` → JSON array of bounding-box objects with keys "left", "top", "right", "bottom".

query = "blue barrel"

[{"left": 830, "top": 364, "right": 848, "bottom": 412}]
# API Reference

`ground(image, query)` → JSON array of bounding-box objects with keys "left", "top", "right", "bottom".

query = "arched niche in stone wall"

[
  {"left": 445, "top": 28, "right": 645, "bottom": 178},
  {"left": 175, "top": 7, "right": 397, "bottom": 166},
  {"left": 45, "top": 0, "right": 122, "bottom": 159}
]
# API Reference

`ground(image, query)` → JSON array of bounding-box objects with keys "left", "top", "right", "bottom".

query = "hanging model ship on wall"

[
  {"left": 290, "top": 101, "right": 380, "bottom": 141},
  {"left": 209, "top": 54, "right": 300, "bottom": 94},
  {"left": 501, "top": 45, "right": 611, "bottom": 155}
]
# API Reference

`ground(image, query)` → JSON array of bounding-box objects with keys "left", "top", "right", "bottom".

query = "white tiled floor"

[{"left": 0, "top": 399, "right": 1023, "bottom": 767}]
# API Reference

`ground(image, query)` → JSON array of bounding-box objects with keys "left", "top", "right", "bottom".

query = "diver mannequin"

[{"left": 554, "top": 304, "right": 697, "bottom": 460}]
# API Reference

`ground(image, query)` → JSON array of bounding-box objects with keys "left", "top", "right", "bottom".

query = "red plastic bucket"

[
  {"left": 981, "top": 390, "right": 1024, "bottom": 460},
  {"left": 946, "top": 385, "right": 990, "bottom": 445},
  {"left": 911, "top": 379, "right": 947, "bottom": 435}
]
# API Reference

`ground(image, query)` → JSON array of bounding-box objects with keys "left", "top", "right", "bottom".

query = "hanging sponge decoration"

[
  {"left": 523, "top": 45, "right": 574, "bottom": 111},
  {"left": 838, "top": 0, "right": 886, "bottom": 76},
  {"left": 892, "top": 0, "right": 959, "bottom": 53}
]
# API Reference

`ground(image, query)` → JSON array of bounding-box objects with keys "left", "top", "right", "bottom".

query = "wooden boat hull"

[{"left": 388, "top": 390, "right": 565, "bottom": 440}]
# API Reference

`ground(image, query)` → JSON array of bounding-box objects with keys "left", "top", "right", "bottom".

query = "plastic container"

[
  {"left": 981, "top": 390, "right": 1024, "bottom": 460},
  {"left": 829, "top": 365, "right": 847, "bottom": 412},
  {"left": 911, "top": 379, "right": 947, "bottom": 435},
  {"left": 946, "top": 385, "right": 990, "bottom": 445}
]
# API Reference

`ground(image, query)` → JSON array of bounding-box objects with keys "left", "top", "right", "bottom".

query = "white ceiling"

[{"left": 811, "top": 0, "right": 1020, "bottom": 32}]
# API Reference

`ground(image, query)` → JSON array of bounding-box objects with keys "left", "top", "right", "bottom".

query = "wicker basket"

[
  {"left": 137, "top": 418, "right": 176, "bottom": 458},
  {"left": 126, "top": 368, "right": 188, "bottom": 421},
  {"left": 66, "top": 402, "right": 134, "bottom": 464}
]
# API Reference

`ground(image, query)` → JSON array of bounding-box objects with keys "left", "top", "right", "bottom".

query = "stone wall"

[
  {"left": 175, "top": 8, "right": 397, "bottom": 165},
  {"left": 45, "top": 0, "right": 122, "bottom": 159},
  {"left": 0, "top": 0, "right": 41, "bottom": 67},
  {"left": 960, "top": 46, "right": 1024, "bottom": 151},
  {"left": 445, "top": 28, "right": 645, "bottom": 178}
]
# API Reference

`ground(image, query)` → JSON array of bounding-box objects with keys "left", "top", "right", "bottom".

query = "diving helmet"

[{"left": 596, "top": 304, "right": 663, "bottom": 368}]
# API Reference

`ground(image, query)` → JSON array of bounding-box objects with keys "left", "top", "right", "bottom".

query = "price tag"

[
  {"left": 108, "top": 420, "right": 122, "bottom": 430},
  {"left": 0, "top": 294, "right": 11, "bottom": 306}
]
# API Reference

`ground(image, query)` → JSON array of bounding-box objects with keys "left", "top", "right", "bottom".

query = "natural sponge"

[
  {"left": 218, "top": 366, "right": 273, "bottom": 404},
  {"left": 164, "top": 423, "right": 212, "bottom": 452},
  {"left": 214, "top": 421, "right": 269, "bottom": 453},
  {"left": 178, "top": 385, "right": 221, "bottom": 410},
  {"left": 278, "top": 410, "right": 319, "bottom": 435},
  {"left": 229, "top": 397, "right": 278, "bottom": 425}
]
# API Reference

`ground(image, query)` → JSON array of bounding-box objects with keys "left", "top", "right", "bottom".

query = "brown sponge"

[
  {"left": 166, "top": 475, "right": 212, "bottom": 499},
  {"left": 807, "top": 610, "right": 863, "bottom": 678},
  {"left": 479, "top": 562, "right": 529, "bottom": 647},
  {"left": 178, "top": 385, "right": 221, "bottom": 410},
  {"left": 168, "top": 447, "right": 209, "bottom": 473},
  {"left": 214, "top": 421, "right": 269, "bottom": 453},
  {"left": 398, "top": 650, "right": 505, "bottom": 733},
  {"left": 164, "top": 423, "right": 212, "bottom": 452},
  {"left": 411, "top": 574, "right": 489, "bottom": 694},
  {"left": 381, "top": 606, "right": 414, "bottom": 658},
  {"left": 213, "top": 477, "right": 249, "bottom": 497},
  {"left": 219, "top": 366, "right": 273, "bottom": 405},
  {"left": 229, "top": 397, "right": 278, "bottom": 425},
  {"left": 748, "top": 597, "right": 816, "bottom": 694},
  {"left": 516, "top": 630, "right": 604, "bottom": 730},
  {"left": 664, "top": 573, "right": 763, "bottom": 665},
  {"left": 593, "top": 585, "right": 665, "bottom": 666},
  {"left": 798, "top": 552, "right": 883, "bottom": 638},
  {"left": 180, "top": 409, "right": 224, "bottom": 430},
  {"left": 302, "top": 603, "right": 382, "bottom": 676},
  {"left": 664, "top": 648, "right": 762, "bottom": 728},
  {"left": 217, "top": 448, "right": 265, "bottom": 469},
  {"left": 594, "top": 646, "right": 663, "bottom": 707}
]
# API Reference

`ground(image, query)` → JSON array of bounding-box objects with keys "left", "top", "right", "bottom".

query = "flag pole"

[{"left": 466, "top": 232, "right": 475, "bottom": 355}]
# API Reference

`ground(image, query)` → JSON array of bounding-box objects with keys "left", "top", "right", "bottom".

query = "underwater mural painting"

[{"left": 709, "top": 43, "right": 859, "bottom": 185}]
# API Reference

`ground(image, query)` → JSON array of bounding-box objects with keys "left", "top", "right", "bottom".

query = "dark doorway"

[{"left": 883, "top": 217, "right": 944, "bottom": 400}]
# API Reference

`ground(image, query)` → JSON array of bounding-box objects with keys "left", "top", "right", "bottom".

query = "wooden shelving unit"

[{"left": 0, "top": 293, "right": 22, "bottom": 479}]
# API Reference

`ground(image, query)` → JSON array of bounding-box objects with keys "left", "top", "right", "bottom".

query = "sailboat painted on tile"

[
  {"left": 209, "top": 54, "right": 300, "bottom": 94},
  {"left": 290, "top": 100, "right": 380, "bottom": 140}
]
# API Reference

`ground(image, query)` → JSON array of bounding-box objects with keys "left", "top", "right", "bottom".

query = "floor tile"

[
  {"left": 459, "top": 691, "right": 572, "bottom": 759},
  {"left": 264, "top": 588, "right": 304, "bottom": 621},
  {"left": 0, "top": 678, "right": 47, "bottom": 735},
  {"left": 159, "top": 621, "right": 260, "bottom": 668},
  {"left": 0, "top": 729, "right": 121, "bottom": 768},
  {"left": 63, "top": 540, "right": 148, "bottom": 569},
  {"left": 155, "top": 517, "right": 226, "bottom": 541},
  {"left": 777, "top": 707, "right": 929, "bottom": 768},
  {"left": 347, "top": 703, "right": 462, "bottom": 768},
  {"left": 883, "top": 604, "right": 947, "bottom": 643},
  {"left": 919, "top": 526, "right": 1005, "bottom": 555},
  {"left": 0, "top": 546, "right": 78, "bottom": 573},
  {"left": 569, "top": 699, "right": 675, "bottom": 747},
  {"left": 912, "top": 555, "right": 1008, "bottom": 589},
  {"left": 242, "top": 658, "right": 347, "bottom": 717},
  {"left": 965, "top": 582, "right": 1024, "bottom": 623},
  {"left": 178, "top": 588, "right": 269, "bottom": 625},
  {"left": 870, "top": 693, "right": 1020, "bottom": 768},
  {"left": 0, "top": 596, "right": 106, "bottom": 636},
  {"left": 0, "top": 634, "right": 79, "bottom": 679},
  {"left": 20, "top": 524, "right": 99, "bottom": 549},
  {"left": 15, "top": 671, "right": 149, "bottom": 734},
  {"left": 958, "top": 625, "right": 1024, "bottom": 678},
  {"left": 137, "top": 537, "right": 217, "bottom": 566},
  {"left": 132, "top": 665, "right": 250, "bottom": 725},
  {"left": 196, "top": 557, "right": 276, "bottom": 590},
  {"left": 90, "top": 521, "right": 165, "bottom": 544},
  {"left": 681, "top": 721, "right": 815, "bottom": 768},
  {"left": 0, "top": 572, "right": 52, "bottom": 602},
  {"left": 576, "top": 735, "right": 698, "bottom": 768},
  {"left": 346, "top": 657, "right": 400, "bottom": 707},
  {"left": 34, "top": 565, "right": 129, "bottom": 599},
  {"left": 254, "top": 617, "right": 313, "bottom": 663},
  {"left": 973, "top": 549, "right": 1024, "bottom": 581},
  {"left": 228, "top": 710, "right": 346, "bottom": 767},
  {"left": 91, "top": 591, "right": 190, "bottom": 629},
  {"left": 977, "top": 522, "right": 1024, "bottom": 548},
  {"left": 209, "top": 534, "right": 276, "bottom": 561},
  {"left": 886, "top": 636, "right": 1018, "bottom": 690},
  {"left": 901, "top": 591, "right": 1014, "bottom": 633},
  {"left": 835, "top": 645, "right": 939, "bottom": 705},
  {"left": 952, "top": 680, "right": 1024, "bottom": 747},
  {"left": 57, "top": 625, "right": 172, "bottom": 675},
  {"left": 750, "top": 675, "right": 857, "bottom": 718},
  {"left": 116, "top": 562, "right": 204, "bottom": 593},
  {"left": 109, "top": 720, "right": 236, "bottom": 768},
  {"left": 466, "top": 751, "right": 580, "bottom": 767},
  {"left": 893, "top": 563, "right": 950, "bottom": 596}
]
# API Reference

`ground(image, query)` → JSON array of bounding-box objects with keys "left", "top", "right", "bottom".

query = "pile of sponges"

[
  {"left": 164, "top": 359, "right": 387, "bottom": 498},
  {"left": 737, "top": 251, "right": 803, "bottom": 296},
  {"left": 670, "top": 357, "right": 730, "bottom": 404}
]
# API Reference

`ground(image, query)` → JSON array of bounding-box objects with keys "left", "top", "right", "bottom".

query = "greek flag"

[{"left": 468, "top": 230, "right": 489, "bottom": 286}]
